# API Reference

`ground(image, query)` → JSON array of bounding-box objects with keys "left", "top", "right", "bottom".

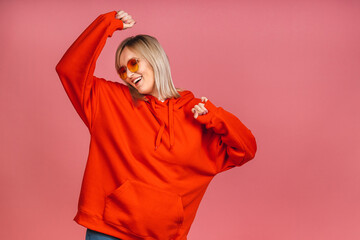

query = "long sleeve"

[
  {"left": 55, "top": 11, "right": 123, "bottom": 131},
  {"left": 196, "top": 100, "right": 257, "bottom": 174}
]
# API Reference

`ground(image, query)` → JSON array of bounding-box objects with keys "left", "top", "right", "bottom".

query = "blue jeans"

[{"left": 86, "top": 229, "right": 122, "bottom": 240}]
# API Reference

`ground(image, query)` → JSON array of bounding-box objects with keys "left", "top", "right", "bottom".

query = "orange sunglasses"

[{"left": 118, "top": 58, "right": 140, "bottom": 80}]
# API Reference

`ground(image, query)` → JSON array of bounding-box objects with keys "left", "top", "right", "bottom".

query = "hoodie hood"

[{"left": 143, "top": 90, "right": 195, "bottom": 151}]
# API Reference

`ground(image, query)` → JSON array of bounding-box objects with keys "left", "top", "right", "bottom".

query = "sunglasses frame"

[{"left": 118, "top": 57, "right": 140, "bottom": 80}]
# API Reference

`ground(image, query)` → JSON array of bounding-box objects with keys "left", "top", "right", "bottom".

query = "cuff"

[
  {"left": 105, "top": 11, "right": 124, "bottom": 37},
  {"left": 195, "top": 99, "right": 220, "bottom": 126}
]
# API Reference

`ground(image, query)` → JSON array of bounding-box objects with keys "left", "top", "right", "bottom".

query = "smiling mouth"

[{"left": 133, "top": 76, "right": 142, "bottom": 86}]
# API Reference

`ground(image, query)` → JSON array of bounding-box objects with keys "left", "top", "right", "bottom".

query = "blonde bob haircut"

[{"left": 115, "top": 34, "right": 182, "bottom": 103}]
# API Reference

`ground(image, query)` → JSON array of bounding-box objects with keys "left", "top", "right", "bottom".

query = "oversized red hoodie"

[{"left": 55, "top": 10, "right": 257, "bottom": 240}]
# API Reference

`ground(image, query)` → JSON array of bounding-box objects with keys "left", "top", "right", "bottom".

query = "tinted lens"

[
  {"left": 118, "top": 66, "right": 127, "bottom": 80},
  {"left": 127, "top": 58, "right": 139, "bottom": 72}
]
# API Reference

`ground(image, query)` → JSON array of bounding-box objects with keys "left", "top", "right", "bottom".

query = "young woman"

[{"left": 56, "top": 9, "right": 257, "bottom": 240}]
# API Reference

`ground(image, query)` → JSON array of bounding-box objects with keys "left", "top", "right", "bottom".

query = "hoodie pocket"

[{"left": 103, "top": 180, "right": 184, "bottom": 239}]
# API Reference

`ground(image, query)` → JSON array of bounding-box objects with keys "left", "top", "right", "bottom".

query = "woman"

[{"left": 56, "top": 9, "right": 257, "bottom": 240}]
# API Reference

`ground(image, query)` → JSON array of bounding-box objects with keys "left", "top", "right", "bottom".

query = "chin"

[{"left": 138, "top": 86, "right": 153, "bottom": 95}]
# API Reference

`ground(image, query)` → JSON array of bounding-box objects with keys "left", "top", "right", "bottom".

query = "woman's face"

[{"left": 119, "top": 46, "right": 157, "bottom": 97}]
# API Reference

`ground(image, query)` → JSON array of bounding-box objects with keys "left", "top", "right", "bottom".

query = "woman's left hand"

[{"left": 192, "top": 97, "right": 208, "bottom": 119}]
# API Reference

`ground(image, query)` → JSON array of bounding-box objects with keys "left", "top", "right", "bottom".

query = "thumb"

[
  {"left": 192, "top": 109, "right": 199, "bottom": 119},
  {"left": 123, "top": 20, "right": 136, "bottom": 29}
]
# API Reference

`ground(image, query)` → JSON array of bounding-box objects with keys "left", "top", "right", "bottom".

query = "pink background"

[{"left": 1, "top": 0, "right": 359, "bottom": 239}]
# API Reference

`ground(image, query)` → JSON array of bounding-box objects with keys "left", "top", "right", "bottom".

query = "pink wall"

[{"left": 1, "top": 0, "right": 359, "bottom": 239}]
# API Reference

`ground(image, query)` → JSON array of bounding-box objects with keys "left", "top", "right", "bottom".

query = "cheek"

[
  {"left": 149, "top": 70, "right": 154, "bottom": 79},
  {"left": 143, "top": 65, "right": 154, "bottom": 80}
]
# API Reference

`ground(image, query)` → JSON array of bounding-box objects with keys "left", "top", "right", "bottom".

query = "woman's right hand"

[{"left": 116, "top": 10, "right": 136, "bottom": 30}]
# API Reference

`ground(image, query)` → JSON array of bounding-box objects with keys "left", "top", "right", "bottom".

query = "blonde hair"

[{"left": 115, "top": 35, "right": 183, "bottom": 103}]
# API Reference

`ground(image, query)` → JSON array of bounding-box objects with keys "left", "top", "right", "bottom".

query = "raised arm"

[
  {"left": 194, "top": 98, "right": 257, "bottom": 174},
  {"left": 55, "top": 10, "right": 134, "bottom": 131}
]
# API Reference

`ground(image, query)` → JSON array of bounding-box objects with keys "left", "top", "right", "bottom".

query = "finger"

[
  {"left": 198, "top": 104, "right": 207, "bottom": 114},
  {"left": 124, "top": 18, "right": 134, "bottom": 24},
  {"left": 199, "top": 104, "right": 208, "bottom": 113},
  {"left": 191, "top": 108, "right": 198, "bottom": 117},
  {"left": 198, "top": 103, "right": 208, "bottom": 112},
  {"left": 128, "top": 20, "right": 136, "bottom": 27},
  {"left": 117, "top": 12, "right": 128, "bottom": 20},
  {"left": 116, "top": 11, "right": 126, "bottom": 17},
  {"left": 116, "top": 14, "right": 127, "bottom": 20},
  {"left": 196, "top": 104, "right": 208, "bottom": 115},
  {"left": 122, "top": 15, "right": 131, "bottom": 21},
  {"left": 201, "top": 96, "right": 208, "bottom": 102},
  {"left": 123, "top": 20, "right": 136, "bottom": 29},
  {"left": 195, "top": 106, "right": 207, "bottom": 115},
  {"left": 116, "top": 11, "right": 124, "bottom": 18},
  {"left": 115, "top": 13, "right": 122, "bottom": 20},
  {"left": 194, "top": 111, "right": 198, "bottom": 119},
  {"left": 194, "top": 105, "right": 203, "bottom": 113}
]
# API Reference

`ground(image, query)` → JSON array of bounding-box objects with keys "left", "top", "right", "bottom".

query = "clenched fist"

[
  {"left": 115, "top": 10, "right": 136, "bottom": 30},
  {"left": 192, "top": 97, "right": 209, "bottom": 119}
]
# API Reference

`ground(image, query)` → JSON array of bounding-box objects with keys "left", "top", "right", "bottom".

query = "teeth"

[{"left": 134, "top": 77, "right": 142, "bottom": 84}]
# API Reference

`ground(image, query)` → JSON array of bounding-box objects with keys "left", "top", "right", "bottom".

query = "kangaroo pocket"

[{"left": 103, "top": 179, "right": 184, "bottom": 239}]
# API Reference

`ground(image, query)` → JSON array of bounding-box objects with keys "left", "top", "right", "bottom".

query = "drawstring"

[
  {"left": 155, "top": 122, "right": 166, "bottom": 150},
  {"left": 169, "top": 100, "right": 174, "bottom": 149},
  {"left": 148, "top": 97, "right": 175, "bottom": 151}
]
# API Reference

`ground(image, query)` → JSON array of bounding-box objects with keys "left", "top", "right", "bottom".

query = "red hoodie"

[{"left": 55, "top": 11, "right": 257, "bottom": 240}]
